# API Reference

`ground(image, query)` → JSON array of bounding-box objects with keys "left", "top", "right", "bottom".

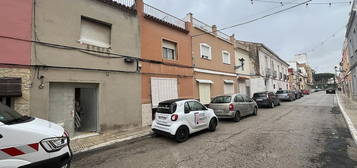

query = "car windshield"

[
  {"left": 253, "top": 93, "right": 266, "bottom": 97},
  {"left": 276, "top": 90, "right": 287, "bottom": 94},
  {"left": 0, "top": 103, "right": 31, "bottom": 125},
  {"left": 157, "top": 103, "right": 177, "bottom": 114},
  {"left": 211, "top": 96, "right": 232, "bottom": 103}
]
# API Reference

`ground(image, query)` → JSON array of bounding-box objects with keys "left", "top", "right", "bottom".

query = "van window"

[
  {"left": 0, "top": 103, "right": 32, "bottom": 125},
  {"left": 211, "top": 96, "right": 231, "bottom": 103}
]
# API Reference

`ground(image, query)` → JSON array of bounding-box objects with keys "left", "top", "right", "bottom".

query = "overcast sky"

[{"left": 144, "top": 0, "right": 351, "bottom": 73}]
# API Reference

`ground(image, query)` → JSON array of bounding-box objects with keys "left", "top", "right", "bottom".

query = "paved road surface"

[{"left": 72, "top": 92, "right": 357, "bottom": 168}]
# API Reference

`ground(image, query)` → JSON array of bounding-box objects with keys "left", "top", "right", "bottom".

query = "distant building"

[{"left": 295, "top": 53, "right": 308, "bottom": 64}]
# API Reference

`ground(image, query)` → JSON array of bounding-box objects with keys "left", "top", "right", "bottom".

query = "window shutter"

[
  {"left": 80, "top": 18, "right": 111, "bottom": 48},
  {"left": 163, "top": 40, "right": 176, "bottom": 50}
]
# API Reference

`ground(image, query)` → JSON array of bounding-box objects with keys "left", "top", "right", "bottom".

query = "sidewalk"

[
  {"left": 336, "top": 92, "right": 357, "bottom": 145},
  {"left": 70, "top": 126, "right": 152, "bottom": 154}
]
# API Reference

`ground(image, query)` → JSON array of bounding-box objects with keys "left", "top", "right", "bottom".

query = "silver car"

[{"left": 208, "top": 94, "right": 258, "bottom": 122}]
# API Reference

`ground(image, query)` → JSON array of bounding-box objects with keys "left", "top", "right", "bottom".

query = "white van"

[{"left": 0, "top": 103, "right": 72, "bottom": 168}]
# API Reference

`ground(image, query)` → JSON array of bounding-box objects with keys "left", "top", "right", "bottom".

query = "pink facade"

[{"left": 0, "top": 0, "right": 32, "bottom": 65}]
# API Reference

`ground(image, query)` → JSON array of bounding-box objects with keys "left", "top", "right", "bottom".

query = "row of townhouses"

[
  {"left": 288, "top": 54, "right": 315, "bottom": 91},
  {"left": 340, "top": 0, "right": 357, "bottom": 101},
  {"left": 0, "top": 0, "right": 290, "bottom": 137}
]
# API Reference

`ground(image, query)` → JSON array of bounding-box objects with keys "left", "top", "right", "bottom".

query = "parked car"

[
  {"left": 276, "top": 90, "right": 295, "bottom": 101},
  {"left": 208, "top": 94, "right": 258, "bottom": 122},
  {"left": 252, "top": 91, "right": 280, "bottom": 108},
  {"left": 326, "top": 88, "right": 336, "bottom": 94},
  {"left": 298, "top": 90, "right": 304, "bottom": 98},
  {"left": 292, "top": 90, "right": 301, "bottom": 99},
  {"left": 302, "top": 89, "right": 310, "bottom": 95},
  {"left": 0, "top": 103, "right": 72, "bottom": 168},
  {"left": 152, "top": 99, "right": 218, "bottom": 142}
]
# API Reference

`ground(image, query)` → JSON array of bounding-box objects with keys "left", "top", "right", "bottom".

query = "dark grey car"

[
  {"left": 208, "top": 94, "right": 258, "bottom": 122},
  {"left": 276, "top": 90, "right": 295, "bottom": 101}
]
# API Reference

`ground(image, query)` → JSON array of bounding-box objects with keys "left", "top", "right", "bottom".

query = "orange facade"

[{"left": 136, "top": 0, "right": 194, "bottom": 105}]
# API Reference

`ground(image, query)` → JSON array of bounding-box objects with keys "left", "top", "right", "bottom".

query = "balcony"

[
  {"left": 265, "top": 68, "right": 272, "bottom": 78},
  {"left": 113, "top": 0, "right": 135, "bottom": 8},
  {"left": 144, "top": 4, "right": 187, "bottom": 31},
  {"left": 192, "top": 18, "right": 213, "bottom": 33},
  {"left": 273, "top": 70, "right": 277, "bottom": 79}
]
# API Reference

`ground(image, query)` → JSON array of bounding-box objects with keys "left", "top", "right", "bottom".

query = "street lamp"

[{"left": 234, "top": 58, "right": 245, "bottom": 70}]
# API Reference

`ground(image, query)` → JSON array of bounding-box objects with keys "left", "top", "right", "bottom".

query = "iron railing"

[
  {"left": 144, "top": 3, "right": 186, "bottom": 30},
  {"left": 217, "top": 31, "right": 231, "bottom": 42},
  {"left": 192, "top": 18, "right": 212, "bottom": 32},
  {"left": 113, "top": 0, "right": 135, "bottom": 8}
]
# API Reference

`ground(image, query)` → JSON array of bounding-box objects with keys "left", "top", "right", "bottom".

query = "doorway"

[{"left": 49, "top": 83, "right": 98, "bottom": 137}]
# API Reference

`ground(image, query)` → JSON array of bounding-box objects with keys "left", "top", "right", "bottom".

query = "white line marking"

[{"left": 336, "top": 95, "right": 357, "bottom": 145}]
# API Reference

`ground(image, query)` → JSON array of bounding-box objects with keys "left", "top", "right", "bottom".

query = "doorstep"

[{"left": 70, "top": 126, "right": 152, "bottom": 154}]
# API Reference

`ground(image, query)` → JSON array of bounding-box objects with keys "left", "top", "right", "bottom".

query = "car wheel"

[
  {"left": 175, "top": 126, "right": 189, "bottom": 143},
  {"left": 233, "top": 111, "right": 241, "bottom": 122},
  {"left": 253, "top": 107, "right": 258, "bottom": 116},
  {"left": 270, "top": 102, "right": 275, "bottom": 108},
  {"left": 208, "top": 118, "right": 217, "bottom": 132}
]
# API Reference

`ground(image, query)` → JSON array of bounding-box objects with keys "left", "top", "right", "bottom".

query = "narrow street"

[{"left": 72, "top": 92, "right": 357, "bottom": 168}]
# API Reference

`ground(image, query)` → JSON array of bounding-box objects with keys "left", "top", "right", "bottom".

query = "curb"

[
  {"left": 72, "top": 131, "right": 153, "bottom": 155},
  {"left": 336, "top": 95, "right": 357, "bottom": 145}
]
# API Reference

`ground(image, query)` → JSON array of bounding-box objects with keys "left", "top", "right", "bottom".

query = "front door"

[
  {"left": 199, "top": 83, "right": 211, "bottom": 104},
  {"left": 79, "top": 88, "right": 98, "bottom": 132}
]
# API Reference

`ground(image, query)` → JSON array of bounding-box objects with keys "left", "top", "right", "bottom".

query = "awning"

[
  {"left": 0, "top": 77, "right": 22, "bottom": 97},
  {"left": 224, "top": 80, "right": 234, "bottom": 84},
  {"left": 196, "top": 79, "right": 213, "bottom": 84}
]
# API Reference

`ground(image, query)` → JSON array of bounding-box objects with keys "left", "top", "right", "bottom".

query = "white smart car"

[
  {"left": 0, "top": 103, "right": 72, "bottom": 168},
  {"left": 152, "top": 99, "right": 218, "bottom": 142}
]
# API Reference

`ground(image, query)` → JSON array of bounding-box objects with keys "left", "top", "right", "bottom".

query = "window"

[
  {"left": 187, "top": 101, "right": 205, "bottom": 111},
  {"left": 79, "top": 17, "right": 111, "bottom": 48},
  {"left": 200, "top": 43, "right": 211, "bottom": 59},
  {"left": 234, "top": 95, "right": 244, "bottom": 102},
  {"left": 222, "top": 51, "right": 230, "bottom": 64},
  {"left": 162, "top": 40, "right": 177, "bottom": 60},
  {"left": 211, "top": 96, "right": 231, "bottom": 103}
]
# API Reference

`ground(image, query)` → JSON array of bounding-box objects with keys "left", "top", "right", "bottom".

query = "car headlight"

[{"left": 40, "top": 136, "right": 68, "bottom": 153}]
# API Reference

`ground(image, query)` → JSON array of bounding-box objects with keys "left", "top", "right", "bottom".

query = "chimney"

[
  {"left": 230, "top": 34, "right": 235, "bottom": 44},
  {"left": 212, "top": 25, "right": 217, "bottom": 36},
  {"left": 186, "top": 13, "right": 193, "bottom": 23},
  {"left": 135, "top": 0, "right": 144, "bottom": 17}
]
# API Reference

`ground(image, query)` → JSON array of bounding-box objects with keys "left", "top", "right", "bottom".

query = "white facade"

[{"left": 257, "top": 46, "right": 289, "bottom": 93}]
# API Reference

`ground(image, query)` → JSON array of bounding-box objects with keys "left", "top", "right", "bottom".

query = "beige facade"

[{"left": 31, "top": 0, "right": 141, "bottom": 136}]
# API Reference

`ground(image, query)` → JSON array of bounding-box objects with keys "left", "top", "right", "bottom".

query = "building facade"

[
  {"left": 235, "top": 41, "right": 256, "bottom": 97},
  {"left": 339, "top": 40, "right": 353, "bottom": 97},
  {"left": 0, "top": 0, "right": 33, "bottom": 115},
  {"left": 187, "top": 14, "right": 237, "bottom": 104},
  {"left": 30, "top": 0, "right": 142, "bottom": 137},
  {"left": 346, "top": 0, "right": 357, "bottom": 100},
  {"left": 137, "top": 0, "right": 194, "bottom": 125}
]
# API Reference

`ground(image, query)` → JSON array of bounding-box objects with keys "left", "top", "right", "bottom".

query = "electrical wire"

[
  {"left": 299, "top": 25, "right": 346, "bottom": 54},
  {"left": 192, "top": 0, "right": 312, "bottom": 37},
  {"left": 251, "top": 0, "right": 352, "bottom": 5},
  {"left": 0, "top": 35, "right": 193, "bottom": 69}
]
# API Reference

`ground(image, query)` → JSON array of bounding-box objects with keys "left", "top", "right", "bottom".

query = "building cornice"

[{"left": 194, "top": 68, "right": 236, "bottom": 77}]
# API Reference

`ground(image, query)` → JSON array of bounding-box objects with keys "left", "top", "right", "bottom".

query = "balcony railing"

[
  {"left": 192, "top": 18, "right": 213, "bottom": 33},
  {"left": 144, "top": 3, "right": 186, "bottom": 30},
  {"left": 265, "top": 68, "right": 272, "bottom": 77},
  {"left": 217, "top": 31, "right": 231, "bottom": 42},
  {"left": 113, "top": 0, "right": 135, "bottom": 8}
]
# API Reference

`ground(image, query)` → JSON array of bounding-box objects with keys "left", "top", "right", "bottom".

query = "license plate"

[
  {"left": 158, "top": 116, "right": 166, "bottom": 120},
  {"left": 256, "top": 99, "right": 263, "bottom": 101}
]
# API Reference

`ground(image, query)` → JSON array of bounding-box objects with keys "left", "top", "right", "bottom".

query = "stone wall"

[{"left": 0, "top": 67, "right": 31, "bottom": 115}]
